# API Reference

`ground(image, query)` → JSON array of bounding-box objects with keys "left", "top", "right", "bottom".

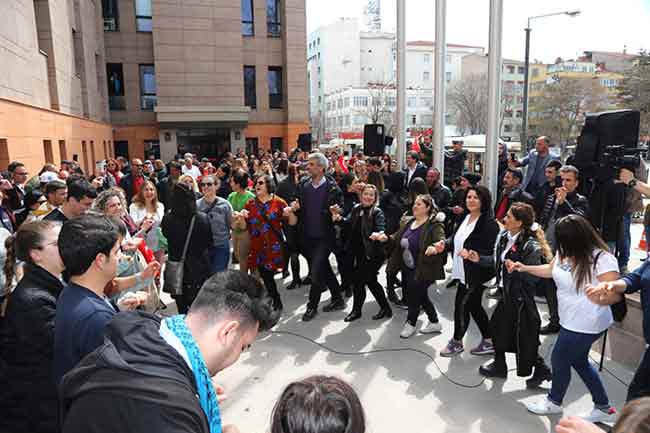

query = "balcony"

[
  {"left": 104, "top": 17, "right": 118, "bottom": 32},
  {"left": 109, "top": 95, "right": 125, "bottom": 111},
  {"left": 141, "top": 95, "right": 157, "bottom": 111}
]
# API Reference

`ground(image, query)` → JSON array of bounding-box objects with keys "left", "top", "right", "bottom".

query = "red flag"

[
  {"left": 337, "top": 155, "right": 349, "bottom": 174},
  {"left": 411, "top": 135, "right": 421, "bottom": 153}
]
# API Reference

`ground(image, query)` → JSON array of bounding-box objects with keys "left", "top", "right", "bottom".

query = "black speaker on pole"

[
  {"left": 297, "top": 133, "right": 313, "bottom": 152},
  {"left": 574, "top": 109, "right": 640, "bottom": 165},
  {"left": 363, "top": 124, "right": 385, "bottom": 156}
]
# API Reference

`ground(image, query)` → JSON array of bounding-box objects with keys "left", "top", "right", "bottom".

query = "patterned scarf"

[{"left": 166, "top": 315, "right": 222, "bottom": 433}]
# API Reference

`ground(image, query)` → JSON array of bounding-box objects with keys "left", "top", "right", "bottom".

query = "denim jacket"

[{"left": 623, "top": 261, "right": 650, "bottom": 345}]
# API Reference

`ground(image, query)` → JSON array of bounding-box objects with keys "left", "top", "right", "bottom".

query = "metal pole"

[
  {"left": 433, "top": 0, "right": 446, "bottom": 172},
  {"left": 521, "top": 27, "right": 531, "bottom": 148},
  {"left": 485, "top": 0, "right": 503, "bottom": 201},
  {"left": 395, "top": 0, "right": 406, "bottom": 167}
]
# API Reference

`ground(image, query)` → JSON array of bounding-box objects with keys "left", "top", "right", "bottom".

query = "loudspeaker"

[
  {"left": 575, "top": 110, "right": 640, "bottom": 164},
  {"left": 363, "top": 124, "right": 385, "bottom": 156},
  {"left": 384, "top": 135, "right": 394, "bottom": 148},
  {"left": 297, "top": 133, "right": 312, "bottom": 152}
]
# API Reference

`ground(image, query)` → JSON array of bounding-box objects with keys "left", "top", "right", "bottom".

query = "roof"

[
  {"left": 407, "top": 40, "right": 484, "bottom": 49},
  {"left": 583, "top": 50, "right": 638, "bottom": 60}
]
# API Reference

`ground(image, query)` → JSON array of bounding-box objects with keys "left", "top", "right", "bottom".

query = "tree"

[
  {"left": 357, "top": 81, "right": 397, "bottom": 137},
  {"left": 529, "top": 76, "right": 607, "bottom": 153},
  {"left": 618, "top": 50, "right": 650, "bottom": 137},
  {"left": 447, "top": 73, "right": 488, "bottom": 136}
]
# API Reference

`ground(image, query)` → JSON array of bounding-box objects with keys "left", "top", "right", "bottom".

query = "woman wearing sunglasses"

[{"left": 197, "top": 175, "right": 233, "bottom": 274}]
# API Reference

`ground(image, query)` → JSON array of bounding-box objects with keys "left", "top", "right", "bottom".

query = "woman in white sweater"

[{"left": 129, "top": 180, "right": 165, "bottom": 265}]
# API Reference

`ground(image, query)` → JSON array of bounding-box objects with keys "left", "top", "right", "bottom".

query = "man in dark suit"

[
  {"left": 493, "top": 168, "right": 534, "bottom": 222},
  {"left": 403, "top": 151, "right": 428, "bottom": 189}
]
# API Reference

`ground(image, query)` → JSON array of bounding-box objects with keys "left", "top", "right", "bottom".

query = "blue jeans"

[
  {"left": 607, "top": 213, "right": 632, "bottom": 269},
  {"left": 548, "top": 327, "right": 610, "bottom": 408},
  {"left": 208, "top": 244, "right": 231, "bottom": 274}
]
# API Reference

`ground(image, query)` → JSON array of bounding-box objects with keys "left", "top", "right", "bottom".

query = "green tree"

[{"left": 618, "top": 50, "right": 650, "bottom": 137}]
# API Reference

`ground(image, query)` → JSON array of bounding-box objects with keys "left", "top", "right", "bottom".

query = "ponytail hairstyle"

[
  {"left": 508, "top": 203, "right": 553, "bottom": 263},
  {"left": 4, "top": 220, "right": 58, "bottom": 294}
]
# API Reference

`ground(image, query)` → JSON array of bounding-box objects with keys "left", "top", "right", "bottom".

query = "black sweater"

[{"left": 60, "top": 312, "right": 209, "bottom": 433}]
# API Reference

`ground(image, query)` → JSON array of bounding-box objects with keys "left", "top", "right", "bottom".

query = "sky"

[{"left": 306, "top": 0, "right": 649, "bottom": 63}]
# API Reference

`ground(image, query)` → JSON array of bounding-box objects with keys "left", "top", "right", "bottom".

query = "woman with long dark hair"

[
  {"left": 512, "top": 214, "right": 619, "bottom": 422},
  {"left": 478, "top": 203, "right": 553, "bottom": 388},
  {"left": 333, "top": 184, "right": 391, "bottom": 322},
  {"left": 0, "top": 221, "right": 64, "bottom": 433},
  {"left": 379, "top": 194, "right": 446, "bottom": 338},
  {"left": 161, "top": 182, "right": 213, "bottom": 313},
  {"left": 434, "top": 185, "right": 499, "bottom": 357}
]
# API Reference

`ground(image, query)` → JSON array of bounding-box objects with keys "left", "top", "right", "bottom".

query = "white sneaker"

[
  {"left": 420, "top": 321, "right": 442, "bottom": 334},
  {"left": 582, "top": 407, "right": 617, "bottom": 424},
  {"left": 400, "top": 322, "right": 417, "bottom": 339},
  {"left": 525, "top": 397, "right": 563, "bottom": 415}
]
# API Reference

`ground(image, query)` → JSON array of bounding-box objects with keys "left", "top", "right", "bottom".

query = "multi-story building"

[
  {"left": 0, "top": 0, "right": 309, "bottom": 174},
  {"left": 0, "top": 0, "right": 113, "bottom": 174},
  {"left": 105, "top": 0, "right": 308, "bottom": 161},
  {"left": 461, "top": 54, "right": 526, "bottom": 142}
]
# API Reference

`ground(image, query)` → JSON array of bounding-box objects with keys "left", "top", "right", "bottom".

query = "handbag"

[
  {"left": 256, "top": 199, "right": 290, "bottom": 268},
  {"left": 163, "top": 216, "right": 196, "bottom": 296}
]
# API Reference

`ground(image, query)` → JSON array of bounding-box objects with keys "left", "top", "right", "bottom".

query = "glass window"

[
  {"left": 421, "top": 97, "right": 432, "bottom": 107},
  {"left": 267, "top": 0, "right": 281, "bottom": 37},
  {"left": 445, "top": 71, "right": 452, "bottom": 82},
  {"left": 244, "top": 66, "right": 256, "bottom": 109},
  {"left": 135, "top": 0, "right": 152, "bottom": 32},
  {"left": 139, "top": 64, "right": 156, "bottom": 111},
  {"left": 518, "top": 66, "right": 525, "bottom": 74},
  {"left": 241, "top": 0, "right": 254, "bottom": 36},
  {"left": 445, "top": 54, "right": 451, "bottom": 63},
  {"left": 268, "top": 67, "right": 283, "bottom": 109},
  {"left": 387, "top": 96, "right": 396, "bottom": 106},
  {"left": 423, "top": 71, "right": 430, "bottom": 81},
  {"left": 102, "top": 0, "right": 119, "bottom": 31},
  {"left": 107, "top": 63, "right": 125, "bottom": 110},
  {"left": 423, "top": 53, "right": 430, "bottom": 64},
  {"left": 507, "top": 65, "right": 515, "bottom": 74},
  {"left": 407, "top": 96, "right": 417, "bottom": 107},
  {"left": 246, "top": 137, "right": 259, "bottom": 155},
  {"left": 271, "top": 137, "right": 283, "bottom": 152}
]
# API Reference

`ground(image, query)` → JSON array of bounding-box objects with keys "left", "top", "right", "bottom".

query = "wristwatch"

[{"left": 629, "top": 179, "right": 638, "bottom": 188}]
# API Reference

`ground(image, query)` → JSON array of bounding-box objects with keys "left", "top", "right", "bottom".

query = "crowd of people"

[{"left": 0, "top": 135, "right": 648, "bottom": 433}]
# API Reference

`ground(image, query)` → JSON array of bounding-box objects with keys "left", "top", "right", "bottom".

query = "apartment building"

[
  {"left": 0, "top": 0, "right": 309, "bottom": 174},
  {"left": 0, "top": 0, "right": 113, "bottom": 175}
]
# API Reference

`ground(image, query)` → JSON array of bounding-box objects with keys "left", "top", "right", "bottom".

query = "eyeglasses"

[
  {"left": 200, "top": 182, "right": 214, "bottom": 187},
  {"left": 256, "top": 181, "right": 266, "bottom": 186},
  {"left": 134, "top": 164, "right": 143, "bottom": 167},
  {"left": 15, "top": 172, "right": 28, "bottom": 176}
]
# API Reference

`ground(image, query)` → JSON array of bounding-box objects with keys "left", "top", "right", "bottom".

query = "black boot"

[
  {"left": 343, "top": 285, "right": 353, "bottom": 298},
  {"left": 478, "top": 361, "right": 507, "bottom": 378},
  {"left": 344, "top": 310, "right": 362, "bottom": 322},
  {"left": 301, "top": 276, "right": 312, "bottom": 286},
  {"left": 526, "top": 362, "right": 552, "bottom": 389},
  {"left": 372, "top": 307, "right": 392, "bottom": 320},
  {"left": 322, "top": 298, "right": 346, "bottom": 312},
  {"left": 386, "top": 287, "right": 400, "bottom": 304},
  {"left": 286, "top": 280, "right": 301, "bottom": 291}
]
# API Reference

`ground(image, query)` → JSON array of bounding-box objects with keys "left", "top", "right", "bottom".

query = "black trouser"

[
  {"left": 627, "top": 346, "right": 650, "bottom": 402},
  {"left": 351, "top": 257, "right": 389, "bottom": 312},
  {"left": 453, "top": 282, "right": 491, "bottom": 341},
  {"left": 403, "top": 266, "right": 438, "bottom": 326},
  {"left": 289, "top": 252, "right": 301, "bottom": 283},
  {"left": 494, "top": 351, "right": 546, "bottom": 372},
  {"left": 543, "top": 279, "right": 560, "bottom": 326},
  {"left": 173, "top": 282, "right": 201, "bottom": 314},
  {"left": 303, "top": 237, "right": 342, "bottom": 309},
  {"left": 258, "top": 266, "right": 281, "bottom": 302},
  {"left": 335, "top": 247, "right": 353, "bottom": 290}
]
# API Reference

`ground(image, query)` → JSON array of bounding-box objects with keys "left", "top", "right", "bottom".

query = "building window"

[
  {"left": 107, "top": 63, "right": 125, "bottom": 110},
  {"left": 59, "top": 140, "right": 67, "bottom": 161},
  {"left": 445, "top": 71, "right": 452, "bottom": 82},
  {"left": 411, "top": 115, "right": 417, "bottom": 125},
  {"left": 337, "top": 99, "right": 343, "bottom": 109},
  {"left": 507, "top": 65, "right": 515, "bottom": 74},
  {"left": 518, "top": 66, "right": 525, "bottom": 74},
  {"left": 139, "top": 64, "right": 156, "bottom": 110},
  {"left": 241, "top": 0, "right": 254, "bottom": 36},
  {"left": 102, "top": 0, "right": 119, "bottom": 31},
  {"left": 243, "top": 65, "right": 256, "bottom": 109},
  {"left": 423, "top": 53, "right": 430, "bottom": 64},
  {"left": 387, "top": 96, "right": 396, "bottom": 106},
  {"left": 267, "top": 0, "right": 281, "bottom": 37},
  {"left": 353, "top": 96, "right": 368, "bottom": 107},
  {"left": 423, "top": 71, "right": 430, "bottom": 81},
  {"left": 445, "top": 54, "right": 451, "bottom": 63},
  {"left": 504, "top": 110, "right": 513, "bottom": 118},
  {"left": 504, "top": 124, "right": 513, "bottom": 133},
  {"left": 135, "top": 0, "right": 152, "bottom": 32},
  {"left": 344, "top": 97, "right": 350, "bottom": 107},
  {"left": 420, "top": 97, "right": 432, "bottom": 107},
  {"left": 407, "top": 96, "right": 417, "bottom": 107},
  {"left": 43, "top": 140, "right": 53, "bottom": 164},
  {"left": 268, "top": 67, "right": 283, "bottom": 109},
  {"left": 271, "top": 137, "right": 283, "bottom": 152},
  {"left": 246, "top": 138, "right": 259, "bottom": 155}
]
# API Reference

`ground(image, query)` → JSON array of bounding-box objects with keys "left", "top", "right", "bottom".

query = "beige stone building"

[{"left": 0, "top": 0, "right": 309, "bottom": 174}]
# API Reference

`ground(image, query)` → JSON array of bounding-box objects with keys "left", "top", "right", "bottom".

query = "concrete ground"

[{"left": 162, "top": 232, "right": 643, "bottom": 433}]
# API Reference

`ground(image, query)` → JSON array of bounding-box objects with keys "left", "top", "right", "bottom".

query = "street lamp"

[{"left": 521, "top": 9, "right": 581, "bottom": 148}]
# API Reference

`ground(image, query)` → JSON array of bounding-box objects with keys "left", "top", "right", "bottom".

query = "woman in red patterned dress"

[{"left": 241, "top": 174, "right": 292, "bottom": 312}]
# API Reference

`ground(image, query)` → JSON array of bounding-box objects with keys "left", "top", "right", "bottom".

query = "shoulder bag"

[{"left": 163, "top": 216, "right": 196, "bottom": 295}]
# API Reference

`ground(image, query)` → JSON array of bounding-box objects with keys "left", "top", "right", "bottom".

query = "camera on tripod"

[{"left": 602, "top": 145, "right": 645, "bottom": 174}]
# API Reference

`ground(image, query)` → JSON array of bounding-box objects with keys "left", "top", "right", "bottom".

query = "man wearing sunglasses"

[
  {"left": 197, "top": 175, "right": 233, "bottom": 274},
  {"left": 119, "top": 159, "right": 145, "bottom": 204}
]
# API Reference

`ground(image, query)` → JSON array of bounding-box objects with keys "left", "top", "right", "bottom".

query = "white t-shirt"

[
  {"left": 182, "top": 164, "right": 201, "bottom": 179},
  {"left": 451, "top": 214, "right": 478, "bottom": 284},
  {"left": 552, "top": 249, "right": 618, "bottom": 334}
]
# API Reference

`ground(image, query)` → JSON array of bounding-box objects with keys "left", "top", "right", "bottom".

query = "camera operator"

[{"left": 612, "top": 167, "right": 646, "bottom": 273}]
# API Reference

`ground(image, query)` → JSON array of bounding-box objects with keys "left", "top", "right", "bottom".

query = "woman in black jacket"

[
  {"left": 276, "top": 163, "right": 302, "bottom": 290},
  {"left": 433, "top": 185, "right": 499, "bottom": 357},
  {"left": 333, "top": 184, "right": 391, "bottom": 322},
  {"left": 0, "top": 221, "right": 65, "bottom": 433},
  {"left": 478, "top": 203, "right": 553, "bottom": 388},
  {"left": 161, "top": 183, "right": 213, "bottom": 313}
]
